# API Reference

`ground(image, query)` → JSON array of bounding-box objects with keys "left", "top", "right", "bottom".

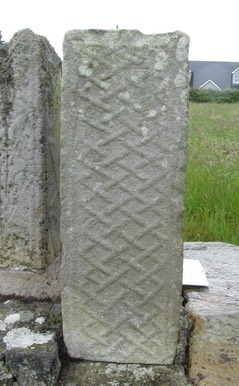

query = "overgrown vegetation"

[
  {"left": 184, "top": 102, "right": 239, "bottom": 245},
  {"left": 189, "top": 88, "right": 239, "bottom": 103}
]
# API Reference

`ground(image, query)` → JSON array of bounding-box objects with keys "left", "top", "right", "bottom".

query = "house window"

[
  {"left": 233, "top": 74, "right": 239, "bottom": 83},
  {"left": 232, "top": 68, "right": 239, "bottom": 85}
]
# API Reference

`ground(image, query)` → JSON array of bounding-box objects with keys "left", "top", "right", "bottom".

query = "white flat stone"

[{"left": 183, "top": 259, "right": 209, "bottom": 287}]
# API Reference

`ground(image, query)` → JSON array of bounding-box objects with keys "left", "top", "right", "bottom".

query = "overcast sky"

[{"left": 1, "top": 0, "right": 238, "bottom": 62}]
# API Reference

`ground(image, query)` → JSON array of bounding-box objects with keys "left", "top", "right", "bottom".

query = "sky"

[{"left": 1, "top": 0, "right": 239, "bottom": 62}]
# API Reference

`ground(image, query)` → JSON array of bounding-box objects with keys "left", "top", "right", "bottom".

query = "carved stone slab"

[
  {"left": 0, "top": 29, "right": 61, "bottom": 269},
  {"left": 61, "top": 30, "right": 189, "bottom": 364}
]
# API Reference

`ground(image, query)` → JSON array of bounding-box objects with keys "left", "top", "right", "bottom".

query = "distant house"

[{"left": 189, "top": 61, "right": 239, "bottom": 90}]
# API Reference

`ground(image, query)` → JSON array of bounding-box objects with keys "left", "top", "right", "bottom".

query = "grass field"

[{"left": 184, "top": 103, "right": 239, "bottom": 245}]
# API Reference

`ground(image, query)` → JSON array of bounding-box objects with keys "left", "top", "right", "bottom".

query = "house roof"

[
  {"left": 232, "top": 67, "right": 239, "bottom": 74},
  {"left": 189, "top": 61, "right": 239, "bottom": 89}
]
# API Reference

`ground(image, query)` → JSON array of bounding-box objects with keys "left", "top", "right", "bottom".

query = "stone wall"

[{"left": 0, "top": 29, "right": 61, "bottom": 270}]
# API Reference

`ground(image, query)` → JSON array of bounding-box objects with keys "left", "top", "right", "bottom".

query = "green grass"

[{"left": 184, "top": 103, "right": 239, "bottom": 245}]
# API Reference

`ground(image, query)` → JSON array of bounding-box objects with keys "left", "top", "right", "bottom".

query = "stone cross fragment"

[
  {"left": 61, "top": 29, "right": 189, "bottom": 364},
  {"left": 0, "top": 29, "right": 61, "bottom": 270}
]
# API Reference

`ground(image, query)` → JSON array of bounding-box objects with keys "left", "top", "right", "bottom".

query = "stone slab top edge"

[
  {"left": 64, "top": 29, "right": 189, "bottom": 36},
  {"left": 63, "top": 29, "right": 189, "bottom": 52},
  {"left": 7, "top": 28, "right": 62, "bottom": 61}
]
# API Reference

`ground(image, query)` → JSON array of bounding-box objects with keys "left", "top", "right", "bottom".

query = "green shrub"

[{"left": 189, "top": 88, "right": 239, "bottom": 103}]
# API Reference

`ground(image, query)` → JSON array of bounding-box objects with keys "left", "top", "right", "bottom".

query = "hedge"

[{"left": 189, "top": 88, "right": 239, "bottom": 103}]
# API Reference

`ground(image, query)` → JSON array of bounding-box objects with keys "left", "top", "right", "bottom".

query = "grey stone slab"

[
  {"left": 59, "top": 362, "right": 191, "bottom": 386},
  {"left": 0, "top": 255, "right": 61, "bottom": 300},
  {"left": 61, "top": 30, "right": 189, "bottom": 364},
  {"left": 0, "top": 29, "right": 61, "bottom": 270},
  {"left": 184, "top": 242, "right": 239, "bottom": 385}
]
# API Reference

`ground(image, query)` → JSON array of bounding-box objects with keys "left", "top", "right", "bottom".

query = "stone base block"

[
  {"left": 185, "top": 242, "right": 239, "bottom": 386},
  {"left": 59, "top": 361, "right": 190, "bottom": 386}
]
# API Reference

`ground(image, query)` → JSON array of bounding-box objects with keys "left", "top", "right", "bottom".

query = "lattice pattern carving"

[{"left": 61, "top": 30, "right": 189, "bottom": 364}]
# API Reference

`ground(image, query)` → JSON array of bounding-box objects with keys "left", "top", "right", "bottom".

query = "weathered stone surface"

[
  {"left": 61, "top": 30, "right": 189, "bottom": 363},
  {"left": 175, "top": 307, "right": 193, "bottom": 366},
  {"left": 0, "top": 255, "right": 61, "bottom": 300},
  {"left": 184, "top": 242, "right": 239, "bottom": 386},
  {"left": 0, "top": 29, "right": 61, "bottom": 270},
  {"left": 0, "top": 299, "right": 62, "bottom": 386},
  {"left": 59, "top": 361, "right": 191, "bottom": 386},
  {"left": 5, "top": 339, "right": 60, "bottom": 386},
  {"left": 0, "top": 360, "right": 14, "bottom": 385}
]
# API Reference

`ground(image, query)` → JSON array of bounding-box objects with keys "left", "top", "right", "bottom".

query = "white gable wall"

[{"left": 199, "top": 79, "right": 221, "bottom": 90}]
